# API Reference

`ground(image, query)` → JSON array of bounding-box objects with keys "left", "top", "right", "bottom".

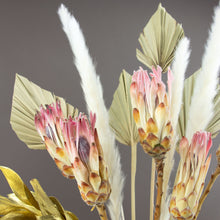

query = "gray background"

[{"left": 0, "top": 0, "right": 219, "bottom": 219}]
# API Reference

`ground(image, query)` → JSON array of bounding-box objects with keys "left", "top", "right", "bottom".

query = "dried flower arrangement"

[{"left": 1, "top": 2, "right": 220, "bottom": 220}]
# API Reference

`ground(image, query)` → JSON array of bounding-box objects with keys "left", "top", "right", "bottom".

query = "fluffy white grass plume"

[
  {"left": 58, "top": 5, "right": 125, "bottom": 220},
  {"left": 161, "top": 38, "right": 191, "bottom": 219},
  {"left": 170, "top": 37, "right": 191, "bottom": 130},
  {"left": 163, "top": 38, "right": 191, "bottom": 192},
  {"left": 186, "top": 3, "right": 220, "bottom": 141}
]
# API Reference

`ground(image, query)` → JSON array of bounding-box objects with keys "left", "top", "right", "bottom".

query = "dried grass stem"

[
  {"left": 154, "top": 158, "right": 164, "bottom": 220},
  {"left": 150, "top": 159, "right": 155, "bottom": 220},
  {"left": 97, "top": 204, "right": 108, "bottom": 220},
  {"left": 131, "top": 142, "right": 137, "bottom": 220},
  {"left": 193, "top": 166, "right": 220, "bottom": 220}
]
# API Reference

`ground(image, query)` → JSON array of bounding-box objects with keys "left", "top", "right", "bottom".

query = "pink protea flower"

[
  {"left": 35, "top": 100, "right": 111, "bottom": 206},
  {"left": 169, "top": 131, "right": 212, "bottom": 219},
  {"left": 130, "top": 66, "right": 173, "bottom": 158}
]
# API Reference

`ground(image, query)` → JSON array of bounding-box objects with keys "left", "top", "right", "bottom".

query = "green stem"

[
  {"left": 150, "top": 159, "right": 155, "bottom": 220},
  {"left": 131, "top": 142, "right": 137, "bottom": 220}
]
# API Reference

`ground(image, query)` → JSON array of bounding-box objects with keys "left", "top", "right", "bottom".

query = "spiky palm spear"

[{"left": 35, "top": 100, "right": 111, "bottom": 207}]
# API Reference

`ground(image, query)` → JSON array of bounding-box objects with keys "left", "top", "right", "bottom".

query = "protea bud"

[
  {"left": 130, "top": 66, "right": 173, "bottom": 159},
  {"left": 169, "top": 131, "right": 212, "bottom": 219},
  {"left": 35, "top": 100, "right": 111, "bottom": 206}
]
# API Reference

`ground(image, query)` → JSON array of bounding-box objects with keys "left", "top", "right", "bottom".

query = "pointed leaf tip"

[{"left": 0, "top": 166, "right": 39, "bottom": 209}]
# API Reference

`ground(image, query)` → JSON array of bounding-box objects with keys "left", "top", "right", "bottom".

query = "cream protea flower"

[
  {"left": 169, "top": 131, "right": 212, "bottom": 219},
  {"left": 35, "top": 100, "right": 111, "bottom": 207},
  {"left": 130, "top": 66, "right": 173, "bottom": 159}
]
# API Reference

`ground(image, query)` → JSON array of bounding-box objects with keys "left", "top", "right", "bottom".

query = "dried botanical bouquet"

[{"left": 1, "top": 2, "right": 220, "bottom": 220}]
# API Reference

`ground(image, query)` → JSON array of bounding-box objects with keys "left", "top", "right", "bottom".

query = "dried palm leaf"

[
  {"left": 136, "top": 3, "right": 184, "bottom": 73},
  {"left": 205, "top": 86, "right": 220, "bottom": 138},
  {"left": 177, "top": 69, "right": 200, "bottom": 139},
  {"left": 177, "top": 69, "right": 220, "bottom": 140},
  {"left": 10, "top": 74, "right": 78, "bottom": 150},
  {"left": 109, "top": 70, "right": 139, "bottom": 146}
]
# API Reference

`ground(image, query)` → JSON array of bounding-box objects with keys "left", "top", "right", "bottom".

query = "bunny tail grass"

[
  {"left": 170, "top": 37, "right": 191, "bottom": 130},
  {"left": 58, "top": 4, "right": 125, "bottom": 220},
  {"left": 162, "top": 37, "right": 191, "bottom": 209},
  {"left": 186, "top": 3, "right": 220, "bottom": 141}
]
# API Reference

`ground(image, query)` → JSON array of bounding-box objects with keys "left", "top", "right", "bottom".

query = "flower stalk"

[
  {"left": 150, "top": 159, "right": 155, "bottom": 220},
  {"left": 192, "top": 166, "right": 220, "bottom": 220},
  {"left": 131, "top": 141, "right": 137, "bottom": 220},
  {"left": 130, "top": 66, "right": 173, "bottom": 220},
  {"left": 154, "top": 158, "right": 164, "bottom": 220},
  {"left": 96, "top": 204, "right": 108, "bottom": 220}
]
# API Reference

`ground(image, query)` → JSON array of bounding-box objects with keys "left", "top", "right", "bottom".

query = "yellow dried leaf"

[
  {"left": 0, "top": 166, "right": 39, "bottom": 209},
  {"left": 49, "top": 197, "right": 65, "bottom": 217},
  {"left": 6, "top": 193, "right": 41, "bottom": 215},
  {"left": 0, "top": 212, "right": 36, "bottom": 220},
  {"left": 0, "top": 166, "right": 78, "bottom": 219},
  {"left": 136, "top": 3, "right": 184, "bottom": 73},
  {"left": 37, "top": 216, "right": 61, "bottom": 220},
  {"left": 0, "top": 196, "right": 24, "bottom": 215},
  {"left": 30, "top": 179, "right": 61, "bottom": 217},
  {"left": 49, "top": 198, "right": 79, "bottom": 220},
  {"left": 64, "top": 211, "right": 79, "bottom": 220}
]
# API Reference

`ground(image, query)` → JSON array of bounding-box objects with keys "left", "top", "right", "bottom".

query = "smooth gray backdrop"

[{"left": 0, "top": 0, "right": 220, "bottom": 219}]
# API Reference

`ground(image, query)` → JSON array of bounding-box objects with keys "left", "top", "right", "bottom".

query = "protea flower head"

[
  {"left": 35, "top": 100, "right": 111, "bottom": 206},
  {"left": 130, "top": 66, "right": 173, "bottom": 159},
  {"left": 169, "top": 131, "right": 212, "bottom": 219}
]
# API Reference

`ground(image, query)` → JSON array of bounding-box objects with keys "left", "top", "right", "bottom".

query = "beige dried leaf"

[
  {"left": 206, "top": 86, "right": 220, "bottom": 138},
  {"left": 177, "top": 69, "right": 200, "bottom": 138},
  {"left": 109, "top": 70, "right": 139, "bottom": 146},
  {"left": 10, "top": 74, "right": 78, "bottom": 150},
  {"left": 136, "top": 3, "right": 184, "bottom": 73}
]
